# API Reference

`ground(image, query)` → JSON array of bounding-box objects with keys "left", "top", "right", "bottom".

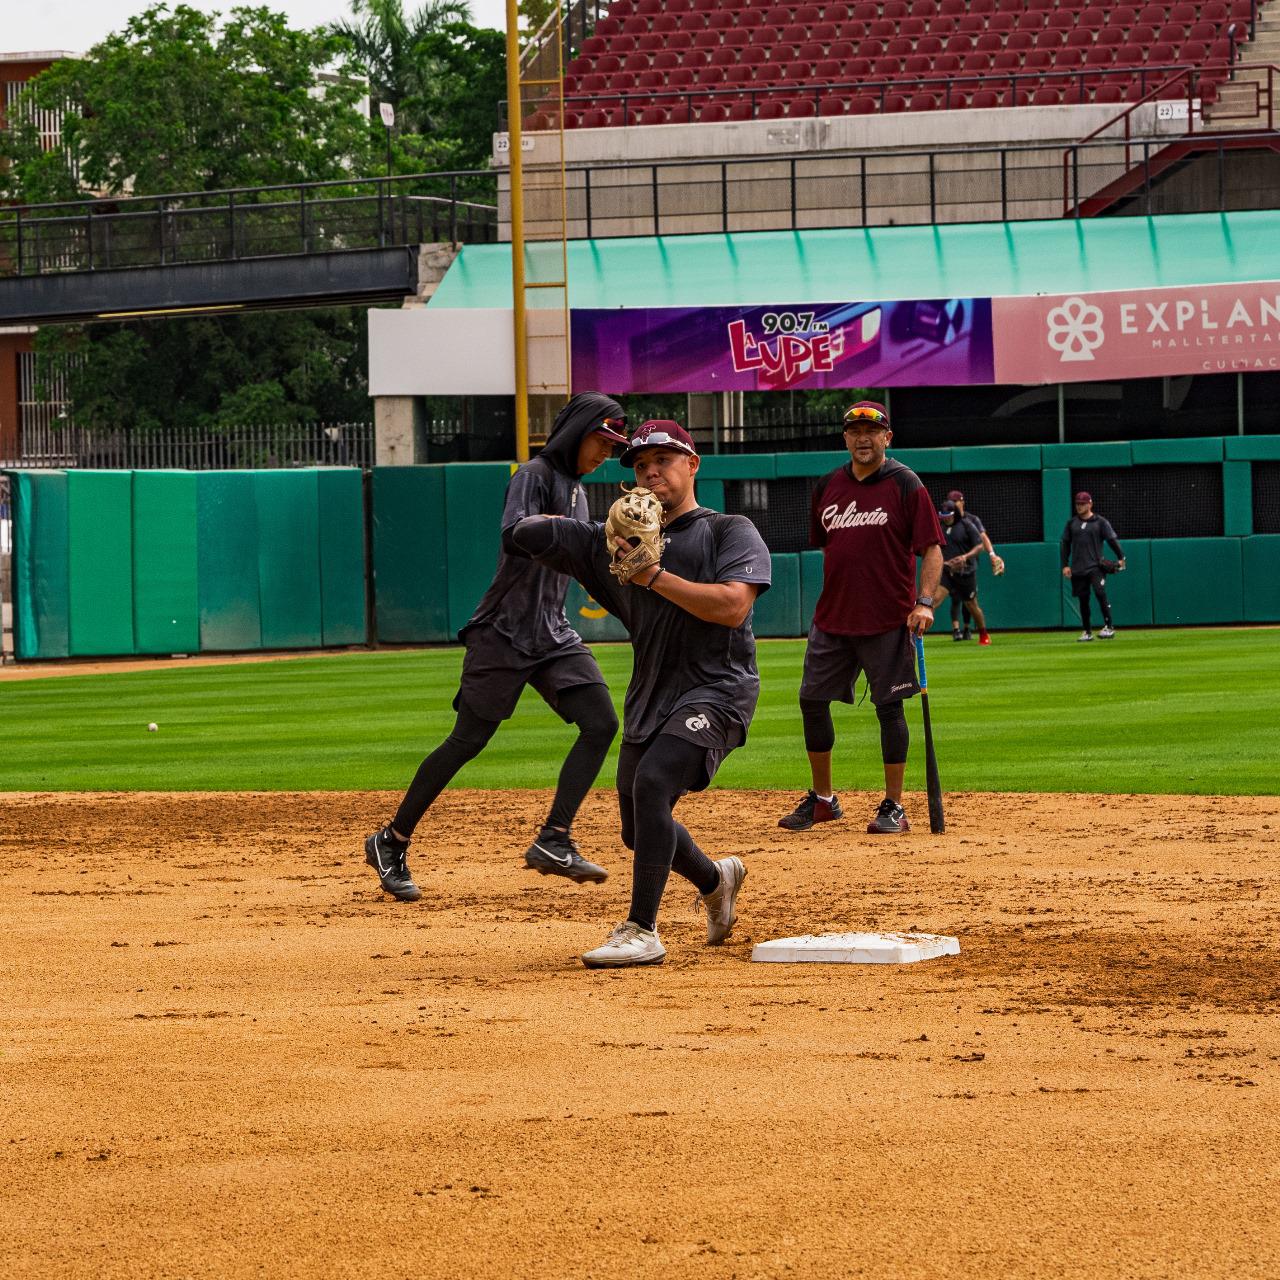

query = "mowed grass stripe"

[{"left": 1, "top": 629, "right": 1275, "bottom": 795}]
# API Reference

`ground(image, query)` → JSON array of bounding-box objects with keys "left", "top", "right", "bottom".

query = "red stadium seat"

[
  {"left": 786, "top": 97, "right": 817, "bottom": 117},
  {"left": 727, "top": 101, "right": 754, "bottom": 120},
  {"left": 740, "top": 45, "right": 768, "bottom": 65},
  {"left": 698, "top": 100, "right": 730, "bottom": 121},
  {"left": 872, "top": 56, "right": 902, "bottom": 77},
  {"left": 909, "top": 91, "right": 939, "bottom": 109},
  {"left": 819, "top": 95, "right": 848, "bottom": 114},
  {"left": 623, "top": 53, "right": 650, "bottom": 72},
  {"left": 869, "top": 18, "right": 895, "bottom": 38},
  {"left": 668, "top": 66, "right": 696, "bottom": 87},
  {"left": 1129, "top": 24, "right": 1156, "bottom": 46},
  {"left": 987, "top": 12, "right": 1015, "bottom": 33},
  {"left": 972, "top": 88, "right": 1000, "bottom": 107},
  {"left": 1047, "top": 10, "right": 1074, "bottom": 31},
  {"left": 1006, "top": 32, "right": 1034, "bottom": 53},
  {"left": 637, "top": 70, "right": 665, "bottom": 89},
  {"left": 1036, "top": 29, "right": 1065, "bottom": 49},
  {"left": 757, "top": 99, "right": 787, "bottom": 118},
  {"left": 635, "top": 105, "right": 668, "bottom": 125},
  {"left": 652, "top": 14, "right": 680, "bottom": 33},
  {"left": 993, "top": 50, "right": 1022, "bottom": 71},
  {"left": 883, "top": 92, "right": 908, "bottom": 112},
  {"left": 962, "top": 52, "right": 991, "bottom": 74},
  {"left": 945, "top": 34, "right": 973, "bottom": 54},
  {"left": 910, "top": 0, "right": 937, "bottom": 14},
  {"left": 1114, "top": 44, "right": 1144, "bottom": 66},
  {"left": 850, "top": 93, "right": 877, "bottom": 113},
  {"left": 708, "top": 11, "right": 737, "bottom": 31},
  {"left": 723, "top": 28, "right": 751, "bottom": 47},
  {"left": 957, "top": 14, "right": 985, "bottom": 34},
  {"left": 916, "top": 35, "right": 943, "bottom": 55},
  {"left": 594, "top": 17, "right": 621, "bottom": 37},
  {"left": 933, "top": 53, "right": 961, "bottom": 74},
  {"left": 883, "top": 0, "right": 910, "bottom": 18},
  {"left": 904, "top": 53, "right": 932, "bottom": 75},
  {"left": 1157, "top": 24, "right": 1188, "bottom": 45},
  {"left": 1032, "top": 86, "right": 1061, "bottom": 104},
  {"left": 887, "top": 36, "right": 914, "bottom": 57},
  {"left": 815, "top": 58, "right": 844, "bottom": 79},
  {"left": 1066, "top": 29, "right": 1094, "bottom": 49},
  {"left": 1096, "top": 26, "right": 1125, "bottom": 47},
  {"left": 976, "top": 32, "right": 1003, "bottom": 53},
  {"left": 709, "top": 48, "right": 738, "bottom": 67},
  {"left": 1055, "top": 47, "right": 1085, "bottom": 69},
  {"left": 1096, "top": 84, "right": 1124, "bottom": 102},
  {"left": 1147, "top": 42, "right": 1176, "bottom": 63},
  {"left": 1023, "top": 49, "right": 1054, "bottom": 70}
]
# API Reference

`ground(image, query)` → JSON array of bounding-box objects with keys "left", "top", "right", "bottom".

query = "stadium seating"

[{"left": 538, "top": 0, "right": 1262, "bottom": 127}]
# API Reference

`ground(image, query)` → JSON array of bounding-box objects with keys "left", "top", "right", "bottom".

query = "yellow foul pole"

[{"left": 505, "top": 0, "right": 530, "bottom": 462}]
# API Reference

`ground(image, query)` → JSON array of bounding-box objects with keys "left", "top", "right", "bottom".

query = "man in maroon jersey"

[{"left": 778, "top": 401, "right": 944, "bottom": 835}]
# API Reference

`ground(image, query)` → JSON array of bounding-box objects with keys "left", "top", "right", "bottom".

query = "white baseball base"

[{"left": 751, "top": 931, "right": 960, "bottom": 965}]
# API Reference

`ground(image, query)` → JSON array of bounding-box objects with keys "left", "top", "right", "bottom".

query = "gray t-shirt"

[
  {"left": 522, "top": 507, "right": 772, "bottom": 743},
  {"left": 460, "top": 458, "right": 588, "bottom": 657}
]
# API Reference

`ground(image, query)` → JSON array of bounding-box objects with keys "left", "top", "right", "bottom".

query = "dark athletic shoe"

[
  {"left": 364, "top": 827, "right": 421, "bottom": 902},
  {"left": 952, "top": 630, "right": 965, "bottom": 642},
  {"left": 866, "top": 797, "right": 911, "bottom": 835},
  {"left": 962, "top": 627, "right": 972, "bottom": 641},
  {"left": 524, "top": 828, "right": 608, "bottom": 884},
  {"left": 778, "top": 790, "right": 844, "bottom": 832}
]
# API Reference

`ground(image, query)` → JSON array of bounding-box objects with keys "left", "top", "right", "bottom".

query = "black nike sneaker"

[
  {"left": 778, "top": 790, "right": 844, "bottom": 831},
  {"left": 524, "top": 828, "right": 608, "bottom": 884},
  {"left": 364, "top": 826, "right": 421, "bottom": 902},
  {"left": 866, "top": 797, "right": 910, "bottom": 835}
]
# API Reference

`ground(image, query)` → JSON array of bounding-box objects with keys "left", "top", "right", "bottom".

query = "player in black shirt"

[
  {"left": 511, "top": 421, "right": 771, "bottom": 969},
  {"left": 1061, "top": 491, "right": 1125, "bottom": 642},
  {"left": 936, "top": 500, "right": 990, "bottom": 645},
  {"left": 362, "top": 393, "right": 629, "bottom": 903}
]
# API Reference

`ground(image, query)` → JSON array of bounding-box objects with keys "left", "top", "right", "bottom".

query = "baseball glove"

[
  {"left": 605, "top": 485, "right": 664, "bottom": 582},
  {"left": 1101, "top": 558, "right": 1123, "bottom": 575},
  {"left": 990, "top": 554, "right": 1005, "bottom": 576}
]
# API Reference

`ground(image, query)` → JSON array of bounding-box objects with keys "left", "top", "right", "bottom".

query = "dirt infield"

[{"left": 4, "top": 789, "right": 1278, "bottom": 1279}]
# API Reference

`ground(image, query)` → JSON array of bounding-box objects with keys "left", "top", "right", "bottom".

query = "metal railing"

[
  {"left": 0, "top": 174, "right": 499, "bottom": 279},
  {"left": 0, "top": 420, "right": 375, "bottom": 470}
]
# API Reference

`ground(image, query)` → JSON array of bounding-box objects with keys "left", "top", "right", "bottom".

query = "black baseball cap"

[
  {"left": 938, "top": 499, "right": 958, "bottom": 519},
  {"left": 620, "top": 420, "right": 698, "bottom": 467}
]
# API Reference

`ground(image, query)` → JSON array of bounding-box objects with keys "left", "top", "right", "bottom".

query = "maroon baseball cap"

[
  {"left": 947, "top": 489, "right": 964, "bottom": 502},
  {"left": 843, "top": 400, "right": 890, "bottom": 430},
  {"left": 620, "top": 420, "right": 699, "bottom": 467},
  {"left": 1074, "top": 491, "right": 1092, "bottom": 504},
  {"left": 592, "top": 413, "right": 630, "bottom": 445}
]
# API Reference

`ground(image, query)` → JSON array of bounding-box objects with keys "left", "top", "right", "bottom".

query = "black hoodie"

[{"left": 459, "top": 392, "right": 623, "bottom": 655}]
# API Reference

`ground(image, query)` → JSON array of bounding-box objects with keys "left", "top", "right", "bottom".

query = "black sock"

[
  {"left": 672, "top": 823, "right": 719, "bottom": 895},
  {"left": 629, "top": 861, "right": 671, "bottom": 933},
  {"left": 382, "top": 825, "right": 408, "bottom": 847}
]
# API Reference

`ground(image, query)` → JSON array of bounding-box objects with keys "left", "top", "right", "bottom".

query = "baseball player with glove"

[
  {"left": 777, "top": 401, "right": 944, "bottom": 836},
  {"left": 1061, "top": 491, "right": 1125, "bottom": 641},
  {"left": 509, "top": 420, "right": 771, "bottom": 969},
  {"left": 362, "top": 392, "right": 629, "bottom": 903},
  {"left": 946, "top": 489, "right": 1003, "bottom": 641},
  {"left": 937, "top": 499, "right": 990, "bottom": 645}
]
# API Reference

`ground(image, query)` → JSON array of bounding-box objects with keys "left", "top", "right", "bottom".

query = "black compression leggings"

[
  {"left": 617, "top": 735, "right": 721, "bottom": 932},
  {"left": 799, "top": 697, "right": 908, "bottom": 764},
  {"left": 1076, "top": 575, "right": 1113, "bottom": 631},
  {"left": 392, "top": 683, "right": 617, "bottom": 838}
]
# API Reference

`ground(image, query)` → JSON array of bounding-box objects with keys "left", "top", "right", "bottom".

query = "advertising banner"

[
  {"left": 571, "top": 299, "right": 994, "bottom": 392},
  {"left": 992, "top": 282, "right": 1280, "bottom": 384}
]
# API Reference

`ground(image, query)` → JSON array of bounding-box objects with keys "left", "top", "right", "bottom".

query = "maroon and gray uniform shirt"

[{"left": 809, "top": 459, "right": 945, "bottom": 636}]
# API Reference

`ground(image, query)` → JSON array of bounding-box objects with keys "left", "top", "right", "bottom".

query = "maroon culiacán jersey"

[{"left": 809, "top": 458, "right": 945, "bottom": 637}]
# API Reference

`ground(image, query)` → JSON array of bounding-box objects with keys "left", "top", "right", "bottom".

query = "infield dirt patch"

[{"left": 4, "top": 789, "right": 1278, "bottom": 1279}]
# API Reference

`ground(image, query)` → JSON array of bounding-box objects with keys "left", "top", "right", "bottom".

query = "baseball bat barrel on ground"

[{"left": 914, "top": 634, "right": 945, "bottom": 834}]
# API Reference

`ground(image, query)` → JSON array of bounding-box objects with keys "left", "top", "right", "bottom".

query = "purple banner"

[{"left": 571, "top": 299, "right": 994, "bottom": 392}]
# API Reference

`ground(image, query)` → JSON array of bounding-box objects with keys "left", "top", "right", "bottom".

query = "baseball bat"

[{"left": 914, "top": 634, "right": 945, "bottom": 834}]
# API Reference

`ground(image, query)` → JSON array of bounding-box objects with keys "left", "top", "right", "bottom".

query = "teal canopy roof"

[{"left": 428, "top": 210, "right": 1280, "bottom": 308}]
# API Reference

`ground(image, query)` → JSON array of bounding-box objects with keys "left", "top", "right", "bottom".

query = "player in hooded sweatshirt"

[{"left": 362, "top": 393, "right": 629, "bottom": 902}]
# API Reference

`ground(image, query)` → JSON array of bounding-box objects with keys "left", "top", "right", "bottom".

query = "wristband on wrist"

[{"left": 645, "top": 567, "right": 665, "bottom": 590}]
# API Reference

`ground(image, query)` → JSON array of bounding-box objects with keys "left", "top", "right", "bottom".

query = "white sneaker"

[
  {"left": 581, "top": 921, "right": 666, "bottom": 969},
  {"left": 696, "top": 856, "right": 746, "bottom": 945},
  {"left": 1077, "top": 631, "right": 1094, "bottom": 642},
  {"left": 1098, "top": 626, "right": 1116, "bottom": 639}
]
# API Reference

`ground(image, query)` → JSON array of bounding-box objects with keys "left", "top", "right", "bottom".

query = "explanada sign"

[{"left": 993, "top": 281, "right": 1280, "bottom": 383}]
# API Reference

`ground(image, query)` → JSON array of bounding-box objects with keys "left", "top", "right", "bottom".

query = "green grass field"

[{"left": 1, "top": 628, "right": 1276, "bottom": 794}]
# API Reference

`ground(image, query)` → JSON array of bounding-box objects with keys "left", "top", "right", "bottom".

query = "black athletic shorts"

[
  {"left": 940, "top": 568, "right": 977, "bottom": 601},
  {"left": 799, "top": 623, "right": 919, "bottom": 707},
  {"left": 454, "top": 624, "right": 606, "bottom": 722},
  {"left": 1071, "top": 568, "right": 1107, "bottom": 597},
  {"left": 618, "top": 703, "right": 745, "bottom": 795}
]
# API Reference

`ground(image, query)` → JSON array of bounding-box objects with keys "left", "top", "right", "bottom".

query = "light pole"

[{"left": 379, "top": 101, "right": 395, "bottom": 178}]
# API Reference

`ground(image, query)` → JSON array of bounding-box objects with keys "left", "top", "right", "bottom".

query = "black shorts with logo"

[
  {"left": 618, "top": 703, "right": 744, "bottom": 796},
  {"left": 940, "top": 567, "right": 977, "bottom": 601},
  {"left": 454, "top": 624, "right": 606, "bottom": 723},
  {"left": 799, "top": 623, "right": 919, "bottom": 707}
]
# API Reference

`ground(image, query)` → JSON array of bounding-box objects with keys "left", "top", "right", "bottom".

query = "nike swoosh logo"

[{"left": 533, "top": 842, "right": 572, "bottom": 866}]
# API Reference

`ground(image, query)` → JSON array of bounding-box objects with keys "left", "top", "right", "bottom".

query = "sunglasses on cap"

[{"left": 843, "top": 406, "right": 889, "bottom": 428}]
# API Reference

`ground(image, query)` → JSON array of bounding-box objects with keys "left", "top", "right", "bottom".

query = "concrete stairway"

[{"left": 1205, "top": 3, "right": 1280, "bottom": 129}]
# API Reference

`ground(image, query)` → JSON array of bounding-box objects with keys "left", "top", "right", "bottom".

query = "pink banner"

[{"left": 993, "top": 281, "right": 1280, "bottom": 384}]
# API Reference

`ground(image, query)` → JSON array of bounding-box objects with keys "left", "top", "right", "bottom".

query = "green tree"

[
  {"left": 1, "top": 4, "right": 373, "bottom": 201},
  {"left": 1, "top": 5, "right": 387, "bottom": 432},
  {"left": 330, "top": 0, "right": 471, "bottom": 134}
]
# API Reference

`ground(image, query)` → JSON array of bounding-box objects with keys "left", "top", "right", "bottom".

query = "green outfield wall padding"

[
  {"left": 890, "top": 448, "right": 952, "bottom": 473},
  {"left": 950, "top": 444, "right": 1043, "bottom": 472},
  {"left": 1041, "top": 469, "right": 1072, "bottom": 542},
  {"left": 1096, "top": 539, "right": 1153, "bottom": 627},
  {"left": 372, "top": 466, "right": 451, "bottom": 642},
  {"left": 317, "top": 469, "right": 368, "bottom": 646},
  {"left": 752, "top": 553, "right": 801, "bottom": 638},
  {"left": 800, "top": 549, "right": 824, "bottom": 632},
  {"left": 255, "top": 471, "right": 323, "bottom": 649},
  {"left": 974, "top": 542, "right": 1064, "bottom": 630},
  {"left": 776, "top": 451, "right": 847, "bottom": 478},
  {"left": 697, "top": 479, "right": 725, "bottom": 512},
  {"left": 1151, "top": 538, "right": 1243, "bottom": 625},
  {"left": 1242, "top": 536, "right": 1280, "bottom": 622},
  {"left": 1223, "top": 461, "right": 1252, "bottom": 537},
  {"left": 696, "top": 454, "right": 778, "bottom": 480},
  {"left": 1041, "top": 442, "right": 1131, "bottom": 468},
  {"left": 565, "top": 579, "right": 629, "bottom": 642},
  {"left": 132, "top": 472, "right": 199, "bottom": 654},
  {"left": 445, "top": 463, "right": 513, "bottom": 636},
  {"left": 68, "top": 471, "right": 135, "bottom": 656},
  {"left": 9, "top": 470, "right": 69, "bottom": 660},
  {"left": 1225, "top": 435, "right": 1280, "bottom": 461},
  {"left": 1130, "top": 436, "right": 1224, "bottom": 464},
  {"left": 198, "top": 472, "right": 262, "bottom": 651}
]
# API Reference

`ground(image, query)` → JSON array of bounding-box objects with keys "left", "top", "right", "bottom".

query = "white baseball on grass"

[{"left": 147, "top": 723, "right": 158, "bottom": 732}]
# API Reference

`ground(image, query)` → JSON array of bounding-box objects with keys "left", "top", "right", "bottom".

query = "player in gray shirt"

[
  {"left": 363, "top": 393, "right": 629, "bottom": 902},
  {"left": 510, "top": 420, "right": 771, "bottom": 969}
]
